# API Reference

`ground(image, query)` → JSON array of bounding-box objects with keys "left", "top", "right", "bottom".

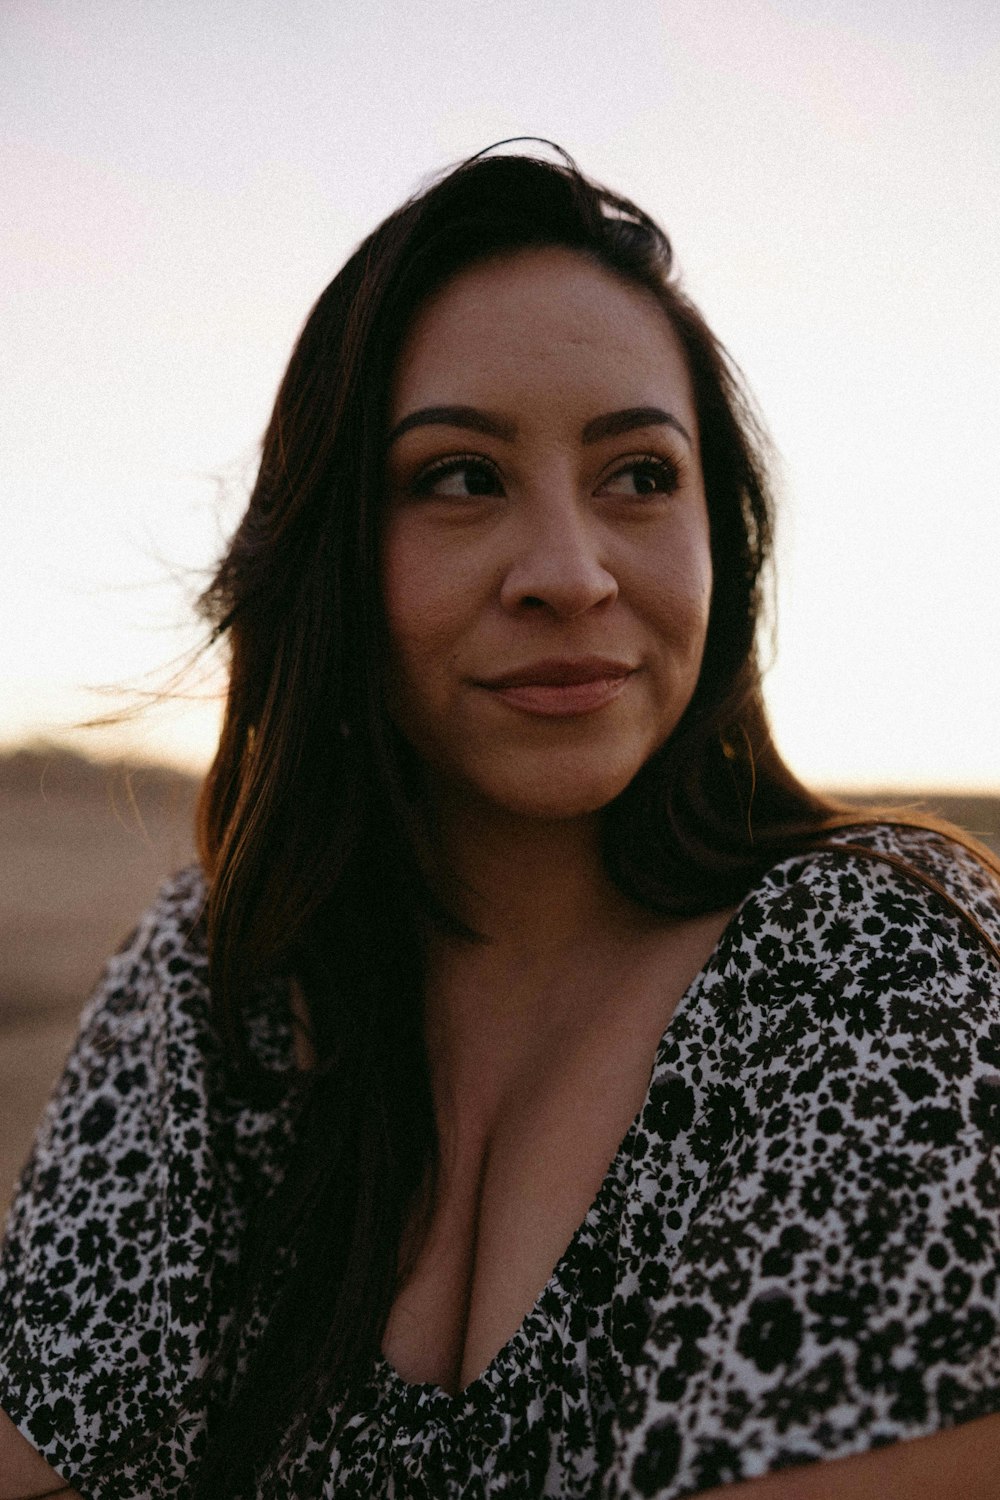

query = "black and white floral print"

[{"left": 2, "top": 824, "right": 1000, "bottom": 1498}]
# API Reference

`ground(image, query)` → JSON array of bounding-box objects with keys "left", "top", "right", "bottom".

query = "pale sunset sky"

[{"left": 2, "top": 1, "right": 998, "bottom": 789}]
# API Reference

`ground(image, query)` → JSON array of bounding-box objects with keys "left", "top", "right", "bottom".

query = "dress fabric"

[{"left": 2, "top": 824, "right": 1000, "bottom": 1498}]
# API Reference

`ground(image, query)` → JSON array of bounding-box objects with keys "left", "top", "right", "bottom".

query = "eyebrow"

[
  {"left": 387, "top": 405, "right": 516, "bottom": 445},
  {"left": 581, "top": 406, "right": 692, "bottom": 447},
  {"left": 387, "top": 403, "right": 693, "bottom": 448}
]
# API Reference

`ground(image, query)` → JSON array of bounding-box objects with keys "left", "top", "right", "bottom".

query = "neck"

[
  {"left": 433, "top": 791, "right": 632, "bottom": 954},
  {"left": 421, "top": 791, "right": 663, "bottom": 1132}
]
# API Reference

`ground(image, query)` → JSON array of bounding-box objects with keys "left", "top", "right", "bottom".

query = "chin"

[{"left": 476, "top": 764, "right": 641, "bottom": 823}]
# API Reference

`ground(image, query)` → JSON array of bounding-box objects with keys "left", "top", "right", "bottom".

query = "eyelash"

[
  {"left": 409, "top": 453, "right": 502, "bottom": 497},
  {"left": 613, "top": 455, "right": 681, "bottom": 496},
  {"left": 408, "top": 452, "right": 682, "bottom": 499}
]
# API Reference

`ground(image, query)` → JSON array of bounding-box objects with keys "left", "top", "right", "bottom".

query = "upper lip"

[{"left": 477, "top": 656, "right": 636, "bottom": 688}]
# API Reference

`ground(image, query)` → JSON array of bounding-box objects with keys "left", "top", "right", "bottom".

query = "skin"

[
  {"left": 0, "top": 1408, "right": 82, "bottom": 1499},
  {"left": 383, "top": 246, "right": 713, "bottom": 830},
  {"left": 2, "top": 247, "right": 998, "bottom": 1495}
]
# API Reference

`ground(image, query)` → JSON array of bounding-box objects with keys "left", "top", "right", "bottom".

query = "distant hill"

[
  {"left": 0, "top": 746, "right": 202, "bottom": 1208},
  {"left": 0, "top": 741, "right": 200, "bottom": 810},
  {"left": 841, "top": 790, "right": 1000, "bottom": 857},
  {"left": 0, "top": 744, "right": 200, "bottom": 1021}
]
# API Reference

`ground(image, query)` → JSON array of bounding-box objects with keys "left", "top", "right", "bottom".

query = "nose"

[{"left": 499, "top": 495, "right": 618, "bottom": 619}]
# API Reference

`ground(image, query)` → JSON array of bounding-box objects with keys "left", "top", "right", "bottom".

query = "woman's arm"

[
  {"left": 0, "top": 1409, "right": 82, "bottom": 1500},
  {"left": 698, "top": 1408, "right": 1000, "bottom": 1498}
]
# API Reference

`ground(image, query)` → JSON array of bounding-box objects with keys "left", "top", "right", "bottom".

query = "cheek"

[
  {"left": 674, "top": 543, "right": 713, "bottom": 620},
  {"left": 381, "top": 527, "right": 474, "bottom": 690},
  {"left": 640, "top": 527, "right": 713, "bottom": 650}
]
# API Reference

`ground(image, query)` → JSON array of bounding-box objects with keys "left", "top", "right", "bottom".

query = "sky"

[{"left": 2, "top": 0, "right": 998, "bottom": 790}]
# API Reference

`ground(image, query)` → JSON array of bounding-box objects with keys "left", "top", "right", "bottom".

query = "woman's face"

[{"left": 382, "top": 246, "right": 712, "bottom": 823}]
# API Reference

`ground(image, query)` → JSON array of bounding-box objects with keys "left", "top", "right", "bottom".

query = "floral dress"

[{"left": 2, "top": 824, "right": 1000, "bottom": 1498}]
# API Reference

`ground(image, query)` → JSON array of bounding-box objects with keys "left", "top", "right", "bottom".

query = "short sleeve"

[
  {"left": 604, "top": 831, "right": 1000, "bottom": 1498},
  {"left": 0, "top": 868, "right": 294, "bottom": 1498}
]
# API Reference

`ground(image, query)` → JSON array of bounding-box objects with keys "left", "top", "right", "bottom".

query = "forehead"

[{"left": 391, "top": 246, "right": 695, "bottom": 426}]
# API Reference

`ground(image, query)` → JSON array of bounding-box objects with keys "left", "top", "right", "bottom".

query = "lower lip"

[{"left": 483, "top": 674, "right": 632, "bottom": 717}]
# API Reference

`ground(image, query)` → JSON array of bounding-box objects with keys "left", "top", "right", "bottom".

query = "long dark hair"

[{"left": 186, "top": 145, "right": 997, "bottom": 1493}]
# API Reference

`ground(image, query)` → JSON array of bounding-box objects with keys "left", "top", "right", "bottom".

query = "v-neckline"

[{"left": 374, "top": 894, "right": 747, "bottom": 1411}]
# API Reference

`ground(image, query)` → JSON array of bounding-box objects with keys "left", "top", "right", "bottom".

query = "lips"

[
  {"left": 480, "top": 656, "right": 634, "bottom": 688},
  {"left": 476, "top": 657, "right": 635, "bottom": 717}
]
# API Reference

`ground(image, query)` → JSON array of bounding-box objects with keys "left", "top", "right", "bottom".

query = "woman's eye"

[
  {"left": 410, "top": 456, "right": 503, "bottom": 499},
  {"left": 599, "top": 457, "right": 680, "bottom": 498}
]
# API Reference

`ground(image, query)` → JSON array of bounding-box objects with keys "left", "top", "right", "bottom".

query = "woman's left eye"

[{"left": 598, "top": 457, "right": 680, "bottom": 498}]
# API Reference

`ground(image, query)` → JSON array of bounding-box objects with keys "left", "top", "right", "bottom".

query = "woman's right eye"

[{"left": 410, "top": 456, "right": 504, "bottom": 498}]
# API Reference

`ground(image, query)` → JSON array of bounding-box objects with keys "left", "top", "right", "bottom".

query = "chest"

[
  {"left": 381, "top": 1052, "right": 644, "bottom": 1396},
  {"left": 379, "top": 935, "right": 719, "bottom": 1396}
]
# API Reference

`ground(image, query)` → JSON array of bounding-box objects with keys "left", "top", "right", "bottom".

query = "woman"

[{"left": 2, "top": 145, "right": 1000, "bottom": 1499}]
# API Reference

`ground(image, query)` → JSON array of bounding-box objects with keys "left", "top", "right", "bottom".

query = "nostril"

[{"left": 500, "top": 545, "right": 619, "bottom": 618}]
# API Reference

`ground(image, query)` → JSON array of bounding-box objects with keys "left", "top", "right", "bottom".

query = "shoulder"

[
  {"left": 53, "top": 862, "right": 294, "bottom": 1097},
  {"left": 25, "top": 865, "right": 223, "bottom": 1182},
  {"left": 112, "top": 860, "right": 208, "bottom": 965},
  {"left": 70, "top": 863, "right": 211, "bottom": 1058},
  {"left": 741, "top": 821, "right": 1000, "bottom": 945},
  {"left": 5, "top": 864, "right": 297, "bottom": 1219},
  {"left": 724, "top": 822, "right": 1000, "bottom": 1036},
  {"left": 94, "top": 860, "right": 209, "bottom": 1005},
  {"left": 703, "top": 822, "right": 1000, "bottom": 1156},
  {"left": 633, "top": 827, "right": 1000, "bottom": 1249},
  {"left": 638, "top": 825, "right": 1000, "bottom": 1179}
]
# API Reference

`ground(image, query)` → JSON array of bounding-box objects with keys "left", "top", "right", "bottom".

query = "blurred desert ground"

[
  {"left": 1, "top": 747, "right": 198, "bottom": 1220},
  {"left": 2, "top": 745, "right": 998, "bottom": 1222}
]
